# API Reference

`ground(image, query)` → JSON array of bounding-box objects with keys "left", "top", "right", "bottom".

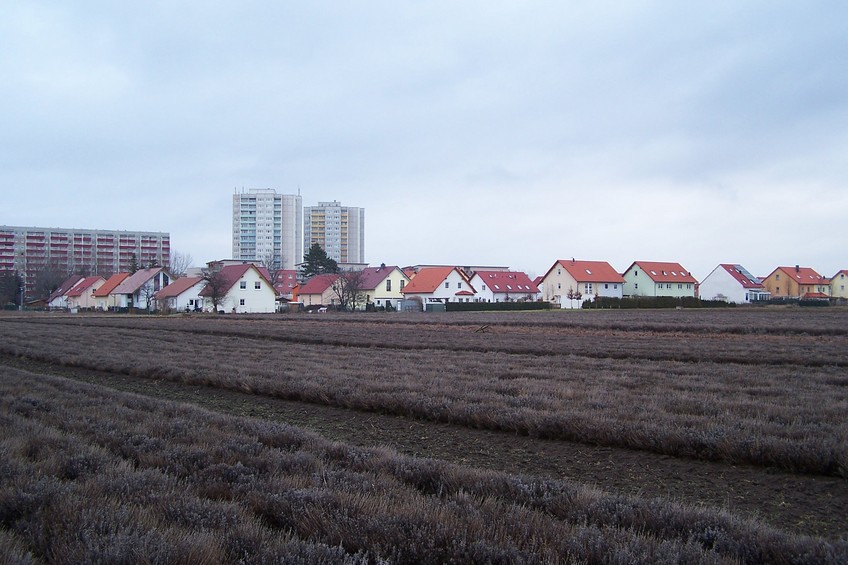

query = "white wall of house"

[
  {"left": 698, "top": 267, "right": 751, "bottom": 303},
  {"left": 163, "top": 282, "right": 205, "bottom": 312},
  {"left": 67, "top": 280, "right": 105, "bottom": 310},
  {"left": 221, "top": 268, "right": 277, "bottom": 313},
  {"left": 406, "top": 269, "right": 476, "bottom": 303},
  {"left": 469, "top": 274, "right": 540, "bottom": 303}
]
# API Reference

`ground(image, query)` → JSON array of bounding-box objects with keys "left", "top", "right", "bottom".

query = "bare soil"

[{"left": 4, "top": 353, "right": 846, "bottom": 541}]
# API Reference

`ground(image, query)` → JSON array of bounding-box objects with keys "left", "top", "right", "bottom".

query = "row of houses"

[{"left": 46, "top": 258, "right": 847, "bottom": 313}]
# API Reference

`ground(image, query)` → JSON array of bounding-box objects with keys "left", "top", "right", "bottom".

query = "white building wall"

[{"left": 221, "top": 268, "right": 277, "bottom": 313}]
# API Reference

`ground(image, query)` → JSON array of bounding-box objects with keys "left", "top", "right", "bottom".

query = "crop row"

[
  {"left": 2, "top": 319, "right": 846, "bottom": 476},
  {"left": 2, "top": 366, "right": 845, "bottom": 563},
  {"left": 10, "top": 314, "right": 848, "bottom": 366}
]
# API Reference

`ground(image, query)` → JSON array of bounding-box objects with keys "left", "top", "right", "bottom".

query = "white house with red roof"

[
  {"left": 65, "top": 276, "right": 106, "bottom": 310},
  {"left": 540, "top": 260, "right": 625, "bottom": 308},
  {"left": 622, "top": 261, "right": 698, "bottom": 298},
  {"left": 699, "top": 264, "right": 770, "bottom": 303},
  {"left": 401, "top": 266, "right": 476, "bottom": 306},
  {"left": 469, "top": 271, "right": 540, "bottom": 303},
  {"left": 153, "top": 276, "right": 205, "bottom": 312},
  {"left": 761, "top": 266, "right": 830, "bottom": 299},
  {"left": 831, "top": 270, "right": 848, "bottom": 299},
  {"left": 199, "top": 263, "right": 278, "bottom": 313}
]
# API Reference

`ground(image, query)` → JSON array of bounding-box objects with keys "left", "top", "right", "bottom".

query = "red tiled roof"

[
  {"left": 66, "top": 276, "right": 105, "bottom": 298},
  {"left": 198, "top": 264, "right": 277, "bottom": 297},
  {"left": 357, "top": 265, "right": 405, "bottom": 290},
  {"left": 803, "top": 292, "right": 829, "bottom": 299},
  {"left": 112, "top": 268, "right": 164, "bottom": 295},
  {"left": 93, "top": 273, "right": 130, "bottom": 297},
  {"left": 473, "top": 271, "right": 540, "bottom": 294},
  {"left": 154, "top": 276, "right": 203, "bottom": 300},
  {"left": 455, "top": 290, "right": 474, "bottom": 296},
  {"left": 401, "top": 266, "right": 456, "bottom": 294},
  {"left": 771, "top": 266, "right": 827, "bottom": 285},
  {"left": 49, "top": 276, "right": 85, "bottom": 302},
  {"left": 627, "top": 261, "right": 697, "bottom": 284},
  {"left": 719, "top": 264, "right": 763, "bottom": 289},
  {"left": 297, "top": 273, "right": 340, "bottom": 295},
  {"left": 546, "top": 260, "right": 625, "bottom": 284}
]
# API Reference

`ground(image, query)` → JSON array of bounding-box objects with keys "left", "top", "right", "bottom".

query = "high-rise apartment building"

[
  {"left": 232, "top": 189, "right": 302, "bottom": 270},
  {"left": 303, "top": 200, "right": 365, "bottom": 264},
  {"left": 0, "top": 225, "right": 170, "bottom": 296}
]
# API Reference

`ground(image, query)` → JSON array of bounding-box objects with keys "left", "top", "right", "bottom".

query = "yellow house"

[
  {"left": 761, "top": 266, "right": 829, "bottom": 299},
  {"left": 297, "top": 273, "right": 341, "bottom": 307},
  {"left": 831, "top": 270, "right": 848, "bottom": 299},
  {"left": 356, "top": 264, "right": 410, "bottom": 310}
]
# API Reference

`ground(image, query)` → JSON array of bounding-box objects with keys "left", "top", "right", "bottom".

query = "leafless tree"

[
  {"left": 168, "top": 251, "right": 193, "bottom": 278},
  {"left": 138, "top": 281, "right": 159, "bottom": 314},
  {"left": 260, "top": 250, "right": 283, "bottom": 288},
  {"left": 202, "top": 270, "right": 230, "bottom": 313},
  {"left": 331, "top": 269, "right": 368, "bottom": 312}
]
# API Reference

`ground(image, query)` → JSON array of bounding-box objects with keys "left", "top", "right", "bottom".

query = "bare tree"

[
  {"left": 138, "top": 281, "right": 159, "bottom": 314},
  {"left": 260, "top": 250, "right": 282, "bottom": 288},
  {"left": 169, "top": 251, "right": 193, "bottom": 278},
  {"left": 331, "top": 270, "right": 368, "bottom": 312},
  {"left": 201, "top": 270, "right": 230, "bottom": 313}
]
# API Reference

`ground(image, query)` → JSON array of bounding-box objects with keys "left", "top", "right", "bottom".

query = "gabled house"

[
  {"left": 400, "top": 266, "right": 476, "bottom": 306},
  {"left": 540, "top": 260, "right": 624, "bottom": 308},
  {"left": 469, "top": 271, "right": 540, "bottom": 303},
  {"left": 93, "top": 272, "right": 130, "bottom": 311},
  {"left": 296, "top": 274, "right": 341, "bottom": 308},
  {"left": 355, "top": 264, "right": 410, "bottom": 309},
  {"left": 111, "top": 268, "right": 172, "bottom": 311},
  {"left": 699, "top": 264, "right": 770, "bottom": 304},
  {"left": 47, "top": 275, "right": 85, "bottom": 310},
  {"left": 622, "top": 261, "right": 698, "bottom": 298},
  {"left": 761, "top": 266, "right": 830, "bottom": 299},
  {"left": 65, "top": 276, "right": 106, "bottom": 310},
  {"left": 831, "top": 270, "right": 848, "bottom": 299},
  {"left": 199, "top": 264, "right": 278, "bottom": 313},
  {"left": 153, "top": 276, "right": 205, "bottom": 312}
]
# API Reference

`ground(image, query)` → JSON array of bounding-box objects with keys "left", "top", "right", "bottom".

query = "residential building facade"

[
  {"left": 232, "top": 189, "right": 302, "bottom": 271},
  {"left": 622, "top": 261, "right": 698, "bottom": 298},
  {"left": 469, "top": 271, "right": 541, "bottom": 303},
  {"left": 0, "top": 225, "right": 170, "bottom": 298},
  {"left": 699, "top": 264, "right": 770, "bottom": 304},
  {"left": 831, "top": 270, "right": 848, "bottom": 299},
  {"left": 540, "top": 260, "right": 624, "bottom": 308},
  {"left": 303, "top": 200, "right": 365, "bottom": 264},
  {"left": 401, "top": 266, "right": 476, "bottom": 306},
  {"left": 761, "top": 266, "right": 830, "bottom": 299}
]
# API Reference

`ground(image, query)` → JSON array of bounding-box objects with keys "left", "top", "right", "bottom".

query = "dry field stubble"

[
  {"left": 1, "top": 364, "right": 845, "bottom": 563},
  {"left": 1, "top": 311, "right": 846, "bottom": 476}
]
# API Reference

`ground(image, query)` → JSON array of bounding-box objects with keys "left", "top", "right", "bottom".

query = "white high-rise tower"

[{"left": 232, "top": 189, "right": 302, "bottom": 270}]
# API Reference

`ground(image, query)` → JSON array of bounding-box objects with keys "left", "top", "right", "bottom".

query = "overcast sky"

[{"left": 3, "top": 1, "right": 846, "bottom": 279}]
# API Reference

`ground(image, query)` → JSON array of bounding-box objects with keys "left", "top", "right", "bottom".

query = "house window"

[
  {"left": 400, "top": 280, "right": 405, "bottom": 290},
  {"left": 687, "top": 284, "right": 692, "bottom": 289},
  {"left": 239, "top": 299, "right": 245, "bottom": 306},
  {"left": 557, "top": 283, "right": 561, "bottom": 290},
  {"left": 678, "top": 284, "right": 682, "bottom": 289},
  {"left": 239, "top": 281, "right": 247, "bottom": 289},
  {"left": 386, "top": 279, "right": 391, "bottom": 291},
  {"left": 666, "top": 284, "right": 671, "bottom": 289},
  {"left": 254, "top": 281, "right": 261, "bottom": 290},
  {"left": 586, "top": 283, "right": 593, "bottom": 294},
  {"left": 604, "top": 284, "right": 609, "bottom": 289},
  {"left": 445, "top": 282, "right": 449, "bottom": 289},
  {"left": 635, "top": 283, "right": 638, "bottom": 289},
  {"left": 776, "top": 274, "right": 780, "bottom": 280},
  {"left": 457, "top": 282, "right": 462, "bottom": 289}
]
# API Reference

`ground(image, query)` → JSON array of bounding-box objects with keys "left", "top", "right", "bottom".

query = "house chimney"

[{"left": 795, "top": 265, "right": 800, "bottom": 272}]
